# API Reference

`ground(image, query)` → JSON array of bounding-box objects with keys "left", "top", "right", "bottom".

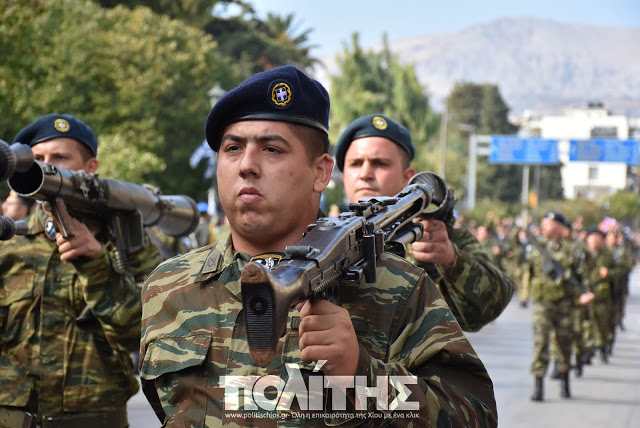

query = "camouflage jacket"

[
  {"left": 140, "top": 236, "right": 497, "bottom": 427},
  {"left": 0, "top": 206, "right": 161, "bottom": 416},
  {"left": 585, "top": 247, "right": 615, "bottom": 301},
  {"left": 413, "top": 228, "right": 515, "bottom": 332},
  {"left": 528, "top": 237, "right": 586, "bottom": 304}
]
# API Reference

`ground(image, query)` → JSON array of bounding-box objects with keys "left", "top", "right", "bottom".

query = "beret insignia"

[
  {"left": 270, "top": 82, "right": 292, "bottom": 107},
  {"left": 54, "top": 118, "right": 70, "bottom": 133},
  {"left": 372, "top": 116, "right": 388, "bottom": 130}
]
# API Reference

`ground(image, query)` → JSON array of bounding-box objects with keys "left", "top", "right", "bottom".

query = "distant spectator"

[
  {"left": 2, "top": 190, "right": 36, "bottom": 220},
  {"left": 192, "top": 201, "right": 211, "bottom": 247}
]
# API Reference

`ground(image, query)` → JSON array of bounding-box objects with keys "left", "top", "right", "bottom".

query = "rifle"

[
  {"left": 241, "top": 171, "right": 448, "bottom": 367},
  {"left": 525, "top": 229, "right": 588, "bottom": 294},
  {"left": 405, "top": 170, "right": 457, "bottom": 278},
  {"left": 0, "top": 216, "right": 29, "bottom": 240},
  {"left": 408, "top": 171, "right": 457, "bottom": 228},
  {"left": 0, "top": 139, "right": 200, "bottom": 321}
]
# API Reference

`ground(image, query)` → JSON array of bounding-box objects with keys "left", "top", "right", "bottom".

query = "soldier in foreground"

[
  {"left": 335, "top": 114, "right": 514, "bottom": 332},
  {"left": 0, "top": 114, "right": 161, "bottom": 427},
  {"left": 139, "top": 66, "right": 497, "bottom": 426}
]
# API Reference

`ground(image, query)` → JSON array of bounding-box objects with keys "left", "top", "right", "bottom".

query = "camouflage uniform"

[
  {"left": 528, "top": 236, "right": 585, "bottom": 377},
  {"left": 585, "top": 246, "right": 616, "bottom": 349},
  {"left": 0, "top": 206, "right": 161, "bottom": 426},
  {"left": 140, "top": 237, "right": 498, "bottom": 427},
  {"left": 412, "top": 227, "right": 515, "bottom": 332},
  {"left": 609, "top": 237, "right": 634, "bottom": 330}
]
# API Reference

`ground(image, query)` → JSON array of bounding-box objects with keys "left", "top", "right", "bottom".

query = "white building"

[{"left": 516, "top": 103, "right": 640, "bottom": 200}]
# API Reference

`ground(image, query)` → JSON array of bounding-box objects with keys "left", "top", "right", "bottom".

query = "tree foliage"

[
  {"left": 446, "top": 82, "right": 564, "bottom": 206},
  {"left": 329, "top": 33, "right": 440, "bottom": 172},
  {"left": 1, "top": 0, "right": 230, "bottom": 199},
  {"left": 607, "top": 190, "right": 640, "bottom": 225}
]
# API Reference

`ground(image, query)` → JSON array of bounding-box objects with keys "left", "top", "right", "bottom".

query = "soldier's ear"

[
  {"left": 313, "top": 154, "right": 333, "bottom": 194},
  {"left": 85, "top": 158, "right": 99, "bottom": 174}
]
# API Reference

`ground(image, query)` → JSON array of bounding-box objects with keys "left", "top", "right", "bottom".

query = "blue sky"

[{"left": 250, "top": 0, "right": 640, "bottom": 55}]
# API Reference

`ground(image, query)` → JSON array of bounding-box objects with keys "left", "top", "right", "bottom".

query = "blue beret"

[
  {"left": 197, "top": 202, "right": 208, "bottom": 213},
  {"left": 205, "top": 65, "right": 330, "bottom": 151},
  {"left": 334, "top": 114, "right": 415, "bottom": 171},
  {"left": 544, "top": 211, "right": 571, "bottom": 229},
  {"left": 13, "top": 114, "right": 98, "bottom": 157}
]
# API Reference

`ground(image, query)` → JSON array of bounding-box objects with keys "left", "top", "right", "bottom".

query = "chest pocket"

[
  {"left": 0, "top": 272, "right": 35, "bottom": 344},
  {"left": 141, "top": 333, "right": 212, "bottom": 428}
]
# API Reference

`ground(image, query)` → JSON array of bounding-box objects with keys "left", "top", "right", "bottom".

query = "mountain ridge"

[{"left": 320, "top": 16, "right": 640, "bottom": 117}]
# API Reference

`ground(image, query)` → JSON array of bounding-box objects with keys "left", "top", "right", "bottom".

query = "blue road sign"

[
  {"left": 569, "top": 139, "right": 640, "bottom": 165},
  {"left": 489, "top": 136, "right": 559, "bottom": 165}
]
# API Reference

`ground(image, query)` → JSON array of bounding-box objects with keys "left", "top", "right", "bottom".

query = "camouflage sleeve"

[
  {"left": 569, "top": 244, "right": 589, "bottom": 295},
  {"left": 354, "top": 271, "right": 497, "bottom": 427},
  {"left": 427, "top": 228, "right": 515, "bottom": 332},
  {"left": 125, "top": 236, "right": 164, "bottom": 283},
  {"left": 71, "top": 246, "right": 142, "bottom": 352}
]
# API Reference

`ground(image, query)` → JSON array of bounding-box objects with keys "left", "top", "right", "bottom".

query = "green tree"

[
  {"left": 1, "top": 0, "right": 230, "bottom": 199},
  {"left": 329, "top": 33, "right": 440, "bottom": 172},
  {"left": 96, "top": 0, "right": 240, "bottom": 27},
  {"left": 607, "top": 190, "right": 640, "bottom": 225},
  {"left": 203, "top": 7, "right": 320, "bottom": 79}
]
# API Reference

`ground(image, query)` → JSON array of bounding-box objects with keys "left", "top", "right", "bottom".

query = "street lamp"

[
  {"left": 457, "top": 124, "right": 476, "bottom": 211},
  {"left": 208, "top": 83, "right": 226, "bottom": 108}
]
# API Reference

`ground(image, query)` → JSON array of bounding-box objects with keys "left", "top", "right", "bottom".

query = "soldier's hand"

[
  {"left": 296, "top": 299, "right": 359, "bottom": 377},
  {"left": 56, "top": 217, "right": 102, "bottom": 261},
  {"left": 411, "top": 219, "right": 455, "bottom": 269},
  {"left": 579, "top": 291, "right": 595, "bottom": 306},
  {"left": 598, "top": 266, "right": 608, "bottom": 279}
]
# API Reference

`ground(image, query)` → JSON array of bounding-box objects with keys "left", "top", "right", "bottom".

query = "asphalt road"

[{"left": 128, "top": 266, "right": 640, "bottom": 427}]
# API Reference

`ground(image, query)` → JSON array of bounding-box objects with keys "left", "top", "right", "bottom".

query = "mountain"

[{"left": 321, "top": 17, "right": 640, "bottom": 117}]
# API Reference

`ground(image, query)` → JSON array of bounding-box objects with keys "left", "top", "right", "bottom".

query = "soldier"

[
  {"left": 139, "top": 66, "right": 497, "bottom": 426},
  {"left": 527, "top": 211, "right": 594, "bottom": 401},
  {"left": 606, "top": 230, "right": 634, "bottom": 333},
  {"left": 584, "top": 227, "right": 616, "bottom": 362},
  {"left": 191, "top": 201, "right": 212, "bottom": 248},
  {"left": 0, "top": 114, "right": 162, "bottom": 428},
  {"left": 335, "top": 113, "right": 514, "bottom": 332}
]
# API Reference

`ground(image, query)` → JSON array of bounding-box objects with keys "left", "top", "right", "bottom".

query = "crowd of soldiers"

[
  {"left": 470, "top": 211, "right": 637, "bottom": 401},
  {"left": 0, "top": 64, "right": 636, "bottom": 427}
]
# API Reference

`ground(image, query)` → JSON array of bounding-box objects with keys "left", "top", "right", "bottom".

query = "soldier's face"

[
  {"left": 342, "top": 137, "right": 415, "bottom": 203},
  {"left": 586, "top": 233, "right": 604, "bottom": 251},
  {"left": 541, "top": 217, "right": 562, "bottom": 239},
  {"left": 2, "top": 194, "right": 29, "bottom": 220},
  {"left": 217, "top": 120, "right": 332, "bottom": 250},
  {"left": 31, "top": 138, "right": 97, "bottom": 173}
]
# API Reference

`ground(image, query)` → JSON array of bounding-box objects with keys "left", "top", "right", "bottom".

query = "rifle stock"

[{"left": 241, "top": 172, "right": 450, "bottom": 366}]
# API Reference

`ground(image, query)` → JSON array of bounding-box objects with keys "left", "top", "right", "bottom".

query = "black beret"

[
  {"left": 13, "top": 114, "right": 98, "bottom": 157},
  {"left": 544, "top": 211, "right": 571, "bottom": 229},
  {"left": 334, "top": 114, "right": 415, "bottom": 171},
  {"left": 205, "top": 65, "right": 330, "bottom": 151},
  {"left": 585, "top": 227, "right": 605, "bottom": 238}
]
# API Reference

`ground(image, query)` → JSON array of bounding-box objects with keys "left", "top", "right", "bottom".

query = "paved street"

[
  {"left": 128, "top": 266, "right": 640, "bottom": 427},
  {"left": 465, "top": 264, "right": 640, "bottom": 427}
]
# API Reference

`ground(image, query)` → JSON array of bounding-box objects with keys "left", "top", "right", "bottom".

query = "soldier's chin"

[{"left": 356, "top": 189, "right": 380, "bottom": 199}]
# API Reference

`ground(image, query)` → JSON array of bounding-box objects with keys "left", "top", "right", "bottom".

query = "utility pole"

[{"left": 440, "top": 107, "right": 448, "bottom": 180}]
